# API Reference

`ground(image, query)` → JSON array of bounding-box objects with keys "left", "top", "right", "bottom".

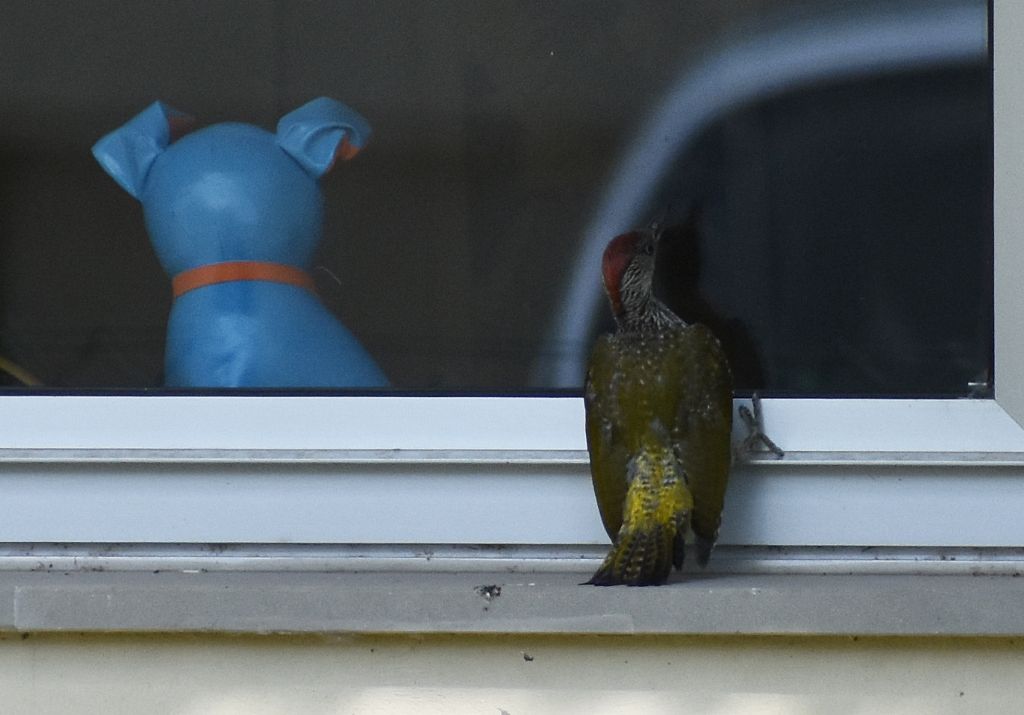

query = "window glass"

[
  {"left": 0, "top": 0, "right": 989, "bottom": 395},
  {"left": 654, "top": 61, "right": 992, "bottom": 395}
]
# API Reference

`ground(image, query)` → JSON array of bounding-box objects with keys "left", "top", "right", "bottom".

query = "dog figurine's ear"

[
  {"left": 277, "top": 97, "right": 371, "bottom": 178},
  {"left": 92, "top": 101, "right": 196, "bottom": 199}
]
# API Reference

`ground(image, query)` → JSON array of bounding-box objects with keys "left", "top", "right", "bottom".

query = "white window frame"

[{"left": 0, "top": 0, "right": 1017, "bottom": 574}]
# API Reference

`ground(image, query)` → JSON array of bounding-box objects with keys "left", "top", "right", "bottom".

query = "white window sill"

[
  {"left": 2, "top": 395, "right": 1022, "bottom": 638},
  {"left": 2, "top": 569, "right": 1022, "bottom": 637},
  {"left": 3, "top": 397, "right": 1024, "bottom": 547}
]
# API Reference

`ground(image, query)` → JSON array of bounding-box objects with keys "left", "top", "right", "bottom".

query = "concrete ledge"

[{"left": 2, "top": 570, "right": 1023, "bottom": 637}]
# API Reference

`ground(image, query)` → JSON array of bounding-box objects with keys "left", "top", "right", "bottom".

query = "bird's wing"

[
  {"left": 584, "top": 334, "right": 630, "bottom": 541},
  {"left": 669, "top": 324, "right": 733, "bottom": 563}
]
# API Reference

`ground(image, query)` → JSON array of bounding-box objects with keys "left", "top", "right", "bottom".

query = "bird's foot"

[{"left": 735, "top": 393, "right": 784, "bottom": 461}]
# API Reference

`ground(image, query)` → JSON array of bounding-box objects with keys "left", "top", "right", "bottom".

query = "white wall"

[{"left": 1, "top": 633, "right": 1021, "bottom": 714}]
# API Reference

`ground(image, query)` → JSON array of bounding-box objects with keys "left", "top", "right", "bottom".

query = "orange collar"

[{"left": 172, "top": 261, "right": 316, "bottom": 298}]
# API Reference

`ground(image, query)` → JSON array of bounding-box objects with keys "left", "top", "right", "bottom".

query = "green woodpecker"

[{"left": 584, "top": 226, "right": 733, "bottom": 586}]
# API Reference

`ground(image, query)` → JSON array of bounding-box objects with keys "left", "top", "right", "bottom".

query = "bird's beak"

[
  {"left": 647, "top": 207, "right": 669, "bottom": 241},
  {"left": 648, "top": 222, "right": 665, "bottom": 245}
]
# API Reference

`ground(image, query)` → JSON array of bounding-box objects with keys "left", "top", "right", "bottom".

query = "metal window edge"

[
  {"left": 3, "top": 447, "right": 1024, "bottom": 467},
  {"left": 1, "top": 397, "right": 1024, "bottom": 547}
]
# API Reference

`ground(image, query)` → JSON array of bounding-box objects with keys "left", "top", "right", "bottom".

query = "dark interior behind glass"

[
  {"left": 652, "top": 64, "right": 992, "bottom": 396},
  {"left": 0, "top": 0, "right": 990, "bottom": 395}
]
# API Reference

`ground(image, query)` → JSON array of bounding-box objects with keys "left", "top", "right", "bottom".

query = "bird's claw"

[{"left": 736, "top": 394, "right": 784, "bottom": 460}]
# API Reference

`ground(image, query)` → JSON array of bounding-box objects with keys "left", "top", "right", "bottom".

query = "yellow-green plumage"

[{"left": 585, "top": 229, "right": 733, "bottom": 586}]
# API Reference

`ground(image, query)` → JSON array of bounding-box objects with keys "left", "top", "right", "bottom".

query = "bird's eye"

[{"left": 642, "top": 242, "right": 655, "bottom": 256}]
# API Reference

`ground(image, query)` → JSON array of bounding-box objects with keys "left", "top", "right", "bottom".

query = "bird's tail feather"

[
  {"left": 586, "top": 449, "right": 692, "bottom": 586},
  {"left": 586, "top": 511, "right": 689, "bottom": 586}
]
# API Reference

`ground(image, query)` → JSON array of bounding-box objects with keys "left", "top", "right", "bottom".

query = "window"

[
  {"left": 0, "top": 0, "right": 1019, "bottom": 573},
  {"left": 537, "top": 0, "right": 992, "bottom": 396}
]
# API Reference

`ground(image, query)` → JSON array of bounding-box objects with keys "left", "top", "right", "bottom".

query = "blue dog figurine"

[{"left": 92, "top": 98, "right": 388, "bottom": 388}]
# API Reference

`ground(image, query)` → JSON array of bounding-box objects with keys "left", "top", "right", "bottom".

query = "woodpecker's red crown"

[
  {"left": 602, "top": 228, "right": 659, "bottom": 319},
  {"left": 602, "top": 230, "right": 640, "bottom": 314}
]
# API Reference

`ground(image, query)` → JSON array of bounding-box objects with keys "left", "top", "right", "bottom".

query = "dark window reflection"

[
  {"left": 654, "top": 64, "right": 992, "bottom": 396},
  {"left": 541, "top": 0, "right": 991, "bottom": 397},
  {"left": 0, "top": 0, "right": 991, "bottom": 395}
]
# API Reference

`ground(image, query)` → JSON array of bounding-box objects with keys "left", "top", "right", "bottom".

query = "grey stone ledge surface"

[{"left": 1, "top": 570, "right": 1023, "bottom": 637}]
